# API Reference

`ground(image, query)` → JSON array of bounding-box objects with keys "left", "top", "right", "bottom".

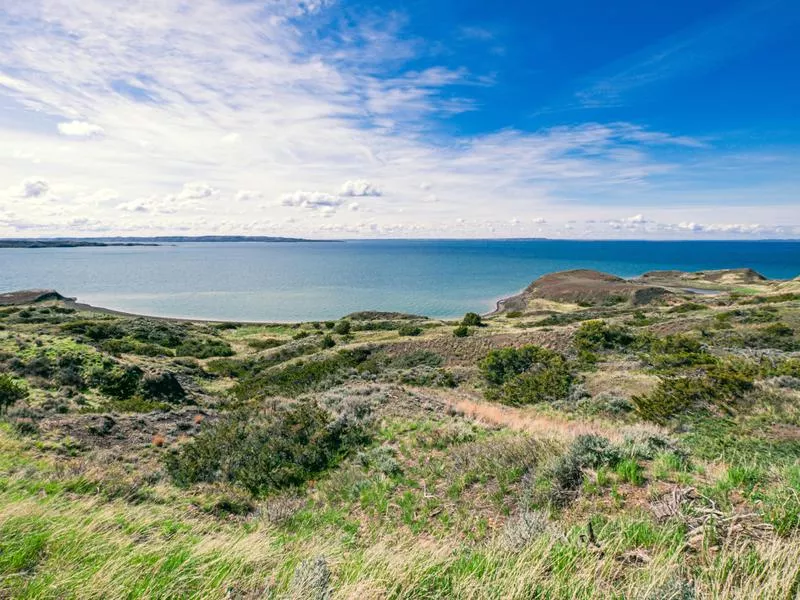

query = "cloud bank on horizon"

[{"left": 0, "top": 0, "right": 798, "bottom": 239}]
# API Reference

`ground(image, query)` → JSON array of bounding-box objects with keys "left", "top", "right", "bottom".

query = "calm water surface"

[{"left": 1, "top": 240, "right": 798, "bottom": 321}]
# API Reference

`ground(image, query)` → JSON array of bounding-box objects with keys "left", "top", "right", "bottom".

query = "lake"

[{"left": 1, "top": 240, "right": 798, "bottom": 321}]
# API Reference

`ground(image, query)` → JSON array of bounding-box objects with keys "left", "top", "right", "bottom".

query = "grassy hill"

[{"left": 1, "top": 271, "right": 799, "bottom": 598}]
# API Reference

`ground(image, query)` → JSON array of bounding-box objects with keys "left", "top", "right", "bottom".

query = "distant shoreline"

[{"left": 0, "top": 236, "right": 336, "bottom": 248}]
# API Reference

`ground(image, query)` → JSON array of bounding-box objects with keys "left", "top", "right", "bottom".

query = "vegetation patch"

[{"left": 165, "top": 400, "right": 372, "bottom": 495}]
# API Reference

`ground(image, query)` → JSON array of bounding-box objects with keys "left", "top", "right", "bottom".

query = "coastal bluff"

[{"left": 0, "top": 289, "right": 73, "bottom": 306}]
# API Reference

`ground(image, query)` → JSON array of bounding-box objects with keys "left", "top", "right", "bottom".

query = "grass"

[{"left": 2, "top": 282, "right": 800, "bottom": 598}]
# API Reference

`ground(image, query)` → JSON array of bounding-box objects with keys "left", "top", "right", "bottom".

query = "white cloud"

[
  {"left": 281, "top": 191, "right": 343, "bottom": 210},
  {"left": 57, "top": 120, "right": 105, "bottom": 137},
  {"left": 235, "top": 190, "right": 262, "bottom": 202},
  {"left": 348, "top": 202, "right": 360, "bottom": 211},
  {"left": 118, "top": 182, "right": 218, "bottom": 214},
  {"left": 0, "top": 1, "right": 795, "bottom": 238},
  {"left": 339, "top": 180, "right": 382, "bottom": 197}
]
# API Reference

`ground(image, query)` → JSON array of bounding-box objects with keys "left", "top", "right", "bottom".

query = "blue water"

[{"left": 0, "top": 240, "right": 798, "bottom": 321}]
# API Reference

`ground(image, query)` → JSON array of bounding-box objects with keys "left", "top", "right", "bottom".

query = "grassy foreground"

[{"left": 1, "top": 272, "right": 800, "bottom": 599}]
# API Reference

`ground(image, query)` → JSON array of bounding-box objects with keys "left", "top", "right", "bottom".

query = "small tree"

[
  {"left": 453, "top": 325, "right": 470, "bottom": 338},
  {"left": 0, "top": 374, "right": 28, "bottom": 413},
  {"left": 462, "top": 312, "right": 483, "bottom": 327}
]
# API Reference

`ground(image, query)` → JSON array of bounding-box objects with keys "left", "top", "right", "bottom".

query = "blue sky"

[{"left": 0, "top": 0, "right": 798, "bottom": 238}]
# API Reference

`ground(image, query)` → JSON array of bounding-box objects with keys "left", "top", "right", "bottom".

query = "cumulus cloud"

[
  {"left": 16, "top": 177, "right": 51, "bottom": 199},
  {"left": 57, "top": 120, "right": 105, "bottom": 137},
  {"left": 339, "top": 180, "right": 382, "bottom": 197},
  {"left": 234, "top": 190, "right": 262, "bottom": 202},
  {"left": 118, "top": 182, "right": 218, "bottom": 214},
  {"left": 0, "top": 1, "right": 796, "bottom": 238},
  {"left": 280, "top": 191, "right": 343, "bottom": 210}
]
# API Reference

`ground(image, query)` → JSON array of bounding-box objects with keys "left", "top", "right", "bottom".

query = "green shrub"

[
  {"left": 505, "top": 311, "right": 523, "bottom": 318},
  {"left": 632, "top": 361, "right": 753, "bottom": 424},
  {"left": 333, "top": 320, "right": 351, "bottom": 335},
  {"left": 489, "top": 364, "right": 572, "bottom": 405},
  {"left": 568, "top": 434, "right": 622, "bottom": 468},
  {"left": 391, "top": 350, "right": 443, "bottom": 369},
  {"left": 175, "top": 337, "right": 234, "bottom": 358},
  {"left": 462, "top": 312, "right": 483, "bottom": 327},
  {"left": 398, "top": 324, "right": 423, "bottom": 337},
  {"left": 62, "top": 319, "right": 124, "bottom": 341},
  {"left": 320, "top": 335, "right": 336, "bottom": 349},
  {"left": 164, "top": 401, "right": 372, "bottom": 496},
  {"left": 0, "top": 374, "right": 28, "bottom": 413},
  {"left": 668, "top": 302, "right": 707, "bottom": 314},
  {"left": 480, "top": 345, "right": 562, "bottom": 386},
  {"left": 233, "top": 348, "right": 374, "bottom": 399},
  {"left": 453, "top": 325, "right": 470, "bottom": 337},
  {"left": 88, "top": 362, "right": 143, "bottom": 400},
  {"left": 246, "top": 338, "right": 285, "bottom": 350},
  {"left": 642, "top": 334, "right": 715, "bottom": 371},
  {"left": 573, "top": 320, "right": 635, "bottom": 352}
]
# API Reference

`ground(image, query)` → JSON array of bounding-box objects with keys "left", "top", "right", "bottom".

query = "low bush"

[
  {"left": 0, "top": 374, "right": 28, "bottom": 413},
  {"left": 462, "top": 312, "right": 483, "bottom": 327},
  {"left": 480, "top": 345, "right": 559, "bottom": 386},
  {"left": 233, "top": 347, "right": 375, "bottom": 399},
  {"left": 398, "top": 324, "right": 423, "bottom": 337},
  {"left": 246, "top": 338, "right": 285, "bottom": 350},
  {"left": 488, "top": 364, "right": 572, "bottom": 405},
  {"left": 320, "top": 335, "right": 336, "bottom": 349},
  {"left": 453, "top": 325, "right": 470, "bottom": 337},
  {"left": 632, "top": 361, "right": 753, "bottom": 424},
  {"left": 573, "top": 320, "right": 635, "bottom": 352},
  {"left": 88, "top": 361, "right": 143, "bottom": 400},
  {"left": 391, "top": 350, "right": 443, "bottom": 369},
  {"left": 641, "top": 334, "right": 715, "bottom": 371},
  {"left": 333, "top": 320, "right": 351, "bottom": 335},
  {"left": 175, "top": 337, "right": 234, "bottom": 358},
  {"left": 164, "top": 401, "right": 372, "bottom": 496},
  {"left": 481, "top": 345, "right": 574, "bottom": 406},
  {"left": 668, "top": 302, "right": 707, "bottom": 314}
]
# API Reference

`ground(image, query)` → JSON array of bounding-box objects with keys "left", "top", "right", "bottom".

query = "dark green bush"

[
  {"left": 480, "top": 345, "right": 561, "bottom": 386},
  {"left": 632, "top": 361, "right": 753, "bottom": 424},
  {"left": 391, "top": 350, "right": 443, "bottom": 369},
  {"left": 175, "top": 337, "right": 234, "bottom": 358},
  {"left": 246, "top": 338, "right": 285, "bottom": 350},
  {"left": 333, "top": 320, "right": 351, "bottom": 335},
  {"left": 0, "top": 374, "right": 28, "bottom": 413},
  {"left": 669, "top": 302, "right": 707, "bottom": 313},
  {"left": 164, "top": 401, "right": 372, "bottom": 496},
  {"left": 462, "top": 312, "right": 483, "bottom": 327},
  {"left": 398, "top": 324, "right": 423, "bottom": 337},
  {"left": 642, "top": 334, "right": 715, "bottom": 371},
  {"left": 489, "top": 365, "right": 572, "bottom": 405},
  {"left": 62, "top": 319, "right": 124, "bottom": 341},
  {"left": 320, "top": 335, "right": 336, "bottom": 349},
  {"left": 88, "top": 362, "right": 143, "bottom": 400},
  {"left": 453, "top": 325, "right": 470, "bottom": 338},
  {"left": 573, "top": 320, "right": 635, "bottom": 353}
]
